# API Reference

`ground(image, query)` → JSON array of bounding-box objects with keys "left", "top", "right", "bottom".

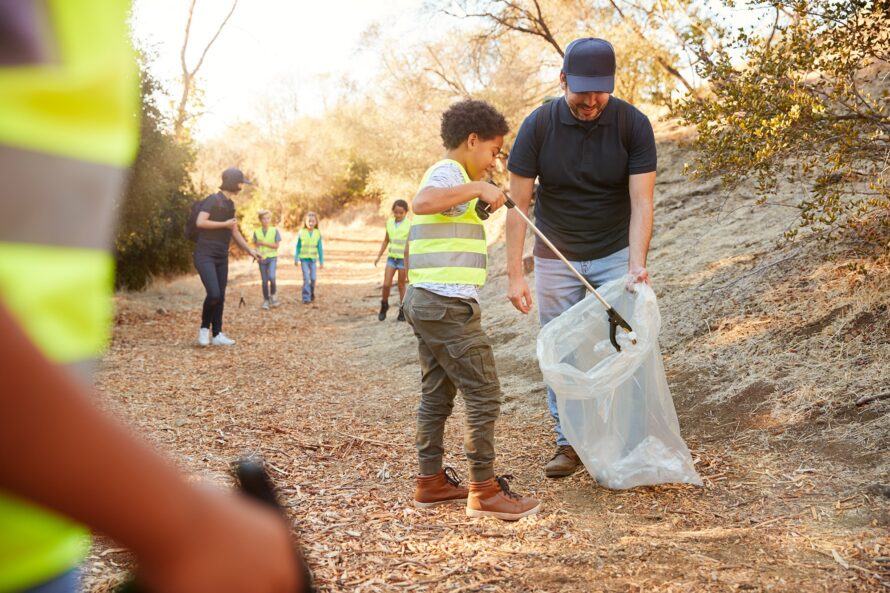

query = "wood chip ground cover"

[{"left": 85, "top": 131, "right": 888, "bottom": 592}]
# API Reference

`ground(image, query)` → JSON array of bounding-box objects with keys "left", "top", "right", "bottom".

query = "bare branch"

[
  {"left": 191, "top": 0, "right": 238, "bottom": 77},
  {"left": 452, "top": 0, "right": 563, "bottom": 56},
  {"left": 423, "top": 45, "right": 471, "bottom": 97},
  {"left": 174, "top": 0, "right": 239, "bottom": 142},
  {"left": 607, "top": 0, "right": 695, "bottom": 92},
  {"left": 764, "top": 5, "right": 781, "bottom": 50}
]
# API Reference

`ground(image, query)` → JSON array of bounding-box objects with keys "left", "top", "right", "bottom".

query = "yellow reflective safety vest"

[
  {"left": 0, "top": 0, "right": 140, "bottom": 590},
  {"left": 386, "top": 217, "right": 411, "bottom": 260},
  {"left": 407, "top": 160, "right": 487, "bottom": 286},
  {"left": 254, "top": 226, "right": 279, "bottom": 259},
  {"left": 298, "top": 228, "right": 321, "bottom": 260}
]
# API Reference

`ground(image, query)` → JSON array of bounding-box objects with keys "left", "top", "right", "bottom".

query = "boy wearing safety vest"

[
  {"left": 374, "top": 199, "right": 411, "bottom": 321},
  {"left": 403, "top": 100, "right": 541, "bottom": 520},
  {"left": 253, "top": 210, "right": 281, "bottom": 310},
  {"left": 295, "top": 212, "right": 323, "bottom": 304}
]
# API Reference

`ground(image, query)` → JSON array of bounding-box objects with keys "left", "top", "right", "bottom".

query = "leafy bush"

[
  {"left": 677, "top": 0, "right": 889, "bottom": 248},
  {"left": 114, "top": 56, "right": 199, "bottom": 290}
]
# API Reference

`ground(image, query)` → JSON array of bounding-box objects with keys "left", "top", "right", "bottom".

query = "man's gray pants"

[{"left": 535, "top": 246, "right": 629, "bottom": 446}]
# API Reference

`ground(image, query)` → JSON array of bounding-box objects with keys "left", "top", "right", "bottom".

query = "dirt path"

[{"left": 87, "top": 223, "right": 888, "bottom": 592}]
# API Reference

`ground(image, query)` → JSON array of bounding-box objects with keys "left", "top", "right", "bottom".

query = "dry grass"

[{"left": 83, "top": 125, "right": 889, "bottom": 591}]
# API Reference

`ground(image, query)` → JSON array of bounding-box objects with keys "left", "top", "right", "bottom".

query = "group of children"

[
  {"left": 251, "top": 202, "right": 411, "bottom": 318},
  {"left": 251, "top": 211, "right": 323, "bottom": 308},
  {"left": 249, "top": 100, "right": 539, "bottom": 521}
]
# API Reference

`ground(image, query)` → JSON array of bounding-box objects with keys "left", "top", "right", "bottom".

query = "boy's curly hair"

[{"left": 440, "top": 100, "right": 509, "bottom": 150}]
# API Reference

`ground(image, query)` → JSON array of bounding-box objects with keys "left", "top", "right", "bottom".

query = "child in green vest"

[
  {"left": 403, "top": 99, "right": 541, "bottom": 521},
  {"left": 374, "top": 199, "right": 411, "bottom": 321},
  {"left": 295, "top": 212, "right": 323, "bottom": 304},
  {"left": 253, "top": 210, "right": 281, "bottom": 310}
]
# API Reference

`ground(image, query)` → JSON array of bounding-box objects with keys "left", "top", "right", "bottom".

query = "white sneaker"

[
  {"left": 270, "top": 295, "right": 280, "bottom": 307},
  {"left": 211, "top": 332, "right": 236, "bottom": 346},
  {"left": 261, "top": 300, "right": 270, "bottom": 310},
  {"left": 198, "top": 328, "right": 210, "bottom": 346}
]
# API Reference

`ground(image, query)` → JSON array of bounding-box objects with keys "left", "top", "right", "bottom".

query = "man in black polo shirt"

[{"left": 506, "top": 38, "right": 657, "bottom": 478}]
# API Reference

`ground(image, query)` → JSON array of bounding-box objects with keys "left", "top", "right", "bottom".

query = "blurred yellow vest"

[{"left": 0, "top": 0, "right": 139, "bottom": 589}]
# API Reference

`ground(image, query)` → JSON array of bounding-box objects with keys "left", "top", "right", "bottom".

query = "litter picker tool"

[
  {"left": 116, "top": 458, "right": 316, "bottom": 593},
  {"left": 475, "top": 196, "right": 637, "bottom": 352}
]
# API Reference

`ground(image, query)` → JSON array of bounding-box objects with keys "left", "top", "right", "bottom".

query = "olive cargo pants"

[{"left": 402, "top": 286, "right": 501, "bottom": 482}]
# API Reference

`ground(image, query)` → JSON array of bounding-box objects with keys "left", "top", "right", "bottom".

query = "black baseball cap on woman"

[
  {"left": 563, "top": 38, "right": 616, "bottom": 93},
  {"left": 220, "top": 167, "right": 252, "bottom": 191}
]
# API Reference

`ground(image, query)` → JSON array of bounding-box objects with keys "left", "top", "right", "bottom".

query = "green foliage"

[
  {"left": 322, "top": 156, "right": 380, "bottom": 209},
  {"left": 677, "top": 0, "right": 889, "bottom": 248},
  {"left": 114, "top": 55, "right": 199, "bottom": 290}
]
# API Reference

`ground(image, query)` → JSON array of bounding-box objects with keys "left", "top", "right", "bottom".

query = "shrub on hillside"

[
  {"left": 114, "top": 56, "right": 199, "bottom": 290},
  {"left": 678, "top": 0, "right": 889, "bottom": 249}
]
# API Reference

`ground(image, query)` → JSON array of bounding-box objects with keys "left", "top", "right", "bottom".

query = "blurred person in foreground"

[{"left": 0, "top": 2, "right": 301, "bottom": 592}]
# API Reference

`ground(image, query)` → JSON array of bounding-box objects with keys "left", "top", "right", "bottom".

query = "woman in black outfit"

[{"left": 194, "top": 167, "right": 260, "bottom": 346}]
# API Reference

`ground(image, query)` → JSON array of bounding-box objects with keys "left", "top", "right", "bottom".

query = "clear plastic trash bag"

[{"left": 536, "top": 277, "right": 702, "bottom": 489}]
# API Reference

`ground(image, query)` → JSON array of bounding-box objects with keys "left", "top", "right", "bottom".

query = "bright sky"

[
  {"left": 130, "top": 1, "right": 771, "bottom": 139},
  {"left": 130, "top": 0, "right": 433, "bottom": 139}
]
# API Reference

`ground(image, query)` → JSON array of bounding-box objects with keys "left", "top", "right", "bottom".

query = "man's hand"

[
  {"left": 477, "top": 182, "right": 507, "bottom": 212},
  {"left": 225, "top": 218, "right": 239, "bottom": 229},
  {"left": 374, "top": 256, "right": 380, "bottom": 267},
  {"left": 627, "top": 266, "right": 650, "bottom": 292},
  {"left": 507, "top": 276, "right": 533, "bottom": 314},
  {"left": 137, "top": 487, "right": 301, "bottom": 593}
]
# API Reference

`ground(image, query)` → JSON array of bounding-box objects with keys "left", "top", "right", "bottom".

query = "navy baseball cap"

[
  {"left": 220, "top": 167, "right": 252, "bottom": 191},
  {"left": 563, "top": 38, "right": 616, "bottom": 93}
]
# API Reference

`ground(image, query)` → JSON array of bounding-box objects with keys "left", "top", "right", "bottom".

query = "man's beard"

[{"left": 566, "top": 97, "right": 606, "bottom": 121}]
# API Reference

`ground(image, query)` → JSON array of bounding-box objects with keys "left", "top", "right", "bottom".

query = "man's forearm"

[
  {"left": 507, "top": 174, "right": 535, "bottom": 279},
  {"left": 628, "top": 172, "right": 655, "bottom": 270},
  {"left": 628, "top": 204, "right": 652, "bottom": 268},
  {"left": 506, "top": 212, "right": 528, "bottom": 279}
]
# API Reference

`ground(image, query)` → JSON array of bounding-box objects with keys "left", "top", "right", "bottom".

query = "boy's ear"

[{"left": 466, "top": 133, "right": 479, "bottom": 149}]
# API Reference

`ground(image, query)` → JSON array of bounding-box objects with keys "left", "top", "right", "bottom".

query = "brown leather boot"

[
  {"left": 414, "top": 467, "right": 469, "bottom": 508},
  {"left": 544, "top": 445, "right": 582, "bottom": 478},
  {"left": 466, "top": 475, "right": 541, "bottom": 521}
]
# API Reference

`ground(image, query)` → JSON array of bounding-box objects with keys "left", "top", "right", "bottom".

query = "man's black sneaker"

[
  {"left": 397, "top": 306, "right": 405, "bottom": 322},
  {"left": 378, "top": 300, "right": 389, "bottom": 321}
]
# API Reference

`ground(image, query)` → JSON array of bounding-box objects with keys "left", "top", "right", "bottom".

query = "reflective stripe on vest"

[
  {"left": 254, "top": 226, "right": 279, "bottom": 259},
  {"left": 0, "top": 0, "right": 139, "bottom": 589},
  {"left": 299, "top": 229, "right": 320, "bottom": 260},
  {"left": 407, "top": 160, "right": 487, "bottom": 286},
  {"left": 386, "top": 217, "right": 411, "bottom": 259},
  {"left": 0, "top": 146, "right": 129, "bottom": 250}
]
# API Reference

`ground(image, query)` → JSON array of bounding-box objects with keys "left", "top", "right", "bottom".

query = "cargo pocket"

[
  {"left": 445, "top": 337, "right": 498, "bottom": 393},
  {"left": 411, "top": 305, "right": 446, "bottom": 322}
]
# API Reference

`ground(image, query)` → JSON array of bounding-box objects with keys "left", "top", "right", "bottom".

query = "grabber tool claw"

[{"left": 476, "top": 192, "right": 637, "bottom": 352}]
